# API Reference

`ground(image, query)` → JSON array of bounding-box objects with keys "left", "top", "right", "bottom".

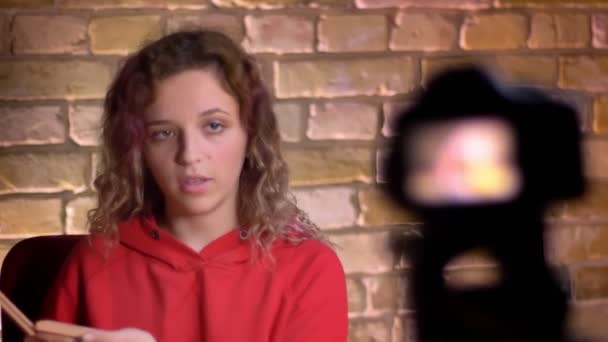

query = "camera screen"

[{"left": 405, "top": 117, "right": 522, "bottom": 206}]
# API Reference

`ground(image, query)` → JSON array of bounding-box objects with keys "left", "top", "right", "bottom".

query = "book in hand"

[{"left": 0, "top": 291, "right": 95, "bottom": 341}]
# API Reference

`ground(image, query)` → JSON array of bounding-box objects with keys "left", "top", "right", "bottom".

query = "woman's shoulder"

[
  {"left": 273, "top": 217, "right": 336, "bottom": 258},
  {"left": 62, "top": 233, "right": 126, "bottom": 271},
  {"left": 274, "top": 234, "right": 333, "bottom": 255},
  {"left": 272, "top": 238, "right": 346, "bottom": 304},
  {"left": 273, "top": 238, "right": 343, "bottom": 274}
]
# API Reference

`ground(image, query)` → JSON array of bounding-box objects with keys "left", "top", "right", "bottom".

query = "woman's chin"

[{"left": 169, "top": 197, "right": 220, "bottom": 217}]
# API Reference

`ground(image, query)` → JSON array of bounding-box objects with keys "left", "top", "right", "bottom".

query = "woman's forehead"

[{"left": 145, "top": 69, "right": 239, "bottom": 121}]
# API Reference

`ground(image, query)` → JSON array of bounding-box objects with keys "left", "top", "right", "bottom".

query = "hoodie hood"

[{"left": 117, "top": 216, "right": 253, "bottom": 272}]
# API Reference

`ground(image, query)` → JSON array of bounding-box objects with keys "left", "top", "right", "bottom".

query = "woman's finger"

[
  {"left": 80, "top": 328, "right": 156, "bottom": 342},
  {"left": 24, "top": 332, "right": 78, "bottom": 342}
]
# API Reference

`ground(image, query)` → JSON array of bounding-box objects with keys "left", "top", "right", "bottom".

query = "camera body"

[{"left": 384, "top": 67, "right": 585, "bottom": 341}]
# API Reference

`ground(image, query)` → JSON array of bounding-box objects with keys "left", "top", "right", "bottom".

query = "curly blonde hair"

[{"left": 88, "top": 30, "right": 324, "bottom": 254}]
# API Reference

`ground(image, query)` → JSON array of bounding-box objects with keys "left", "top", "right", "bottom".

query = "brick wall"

[{"left": 0, "top": 0, "right": 607, "bottom": 340}]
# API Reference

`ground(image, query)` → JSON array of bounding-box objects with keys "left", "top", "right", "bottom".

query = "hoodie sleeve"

[{"left": 284, "top": 242, "right": 349, "bottom": 342}]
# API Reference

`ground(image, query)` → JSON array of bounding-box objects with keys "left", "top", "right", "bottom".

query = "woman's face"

[{"left": 142, "top": 68, "right": 247, "bottom": 219}]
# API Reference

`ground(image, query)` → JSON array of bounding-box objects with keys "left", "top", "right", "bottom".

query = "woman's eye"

[
  {"left": 206, "top": 121, "right": 225, "bottom": 133},
  {"left": 150, "top": 130, "right": 175, "bottom": 141}
]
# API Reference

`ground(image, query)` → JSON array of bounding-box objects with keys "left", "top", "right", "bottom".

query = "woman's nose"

[{"left": 176, "top": 132, "right": 204, "bottom": 165}]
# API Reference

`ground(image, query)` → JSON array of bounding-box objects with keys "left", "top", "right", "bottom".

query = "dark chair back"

[{"left": 0, "top": 235, "right": 84, "bottom": 342}]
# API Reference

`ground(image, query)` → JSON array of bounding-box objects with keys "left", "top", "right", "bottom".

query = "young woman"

[{"left": 37, "top": 30, "right": 348, "bottom": 342}]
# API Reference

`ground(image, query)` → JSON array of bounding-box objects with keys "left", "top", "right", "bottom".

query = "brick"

[
  {"left": 293, "top": 186, "right": 356, "bottom": 230},
  {"left": 493, "top": 56, "right": 557, "bottom": 86},
  {"left": 59, "top": 0, "right": 210, "bottom": 8},
  {"left": 348, "top": 319, "right": 390, "bottom": 342},
  {"left": 69, "top": 103, "right": 102, "bottom": 146},
  {"left": 548, "top": 224, "right": 608, "bottom": 264},
  {"left": 391, "top": 316, "right": 416, "bottom": 342},
  {"left": 376, "top": 148, "right": 389, "bottom": 183},
  {"left": 444, "top": 261, "right": 503, "bottom": 292},
  {"left": 90, "top": 16, "right": 163, "bottom": 55},
  {"left": 244, "top": 15, "right": 313, "bottom": 53},
  {"left": 391, "top": 13, "right": 458, "bottom": 52},
  {"left": 318, "top": 15, "right": 387, "bottom": 52},
  {"left": 358, "top": 188, "right": 416, "bottom": 227},
  {"left": 212, "top": 0, "right": 348, "bottom": 8},
  {"left": 0, "top": 104, "right": 66, "bottom": 146},
  {"left": 285, "top": 147, "right": 372, "bottom": 186},
  {"left": 0, "top": 60, "right": 112, "bottom": 100},
  {"left": 549, "top": 182, "right": 608, "bottom": 221},
  {"left": 546, "top": 89, "right": 591, "bottom": 132},
  {"left": 91, "top": 152, "right": 100, "bottom": 191},
  {"left": 0, "top": 240, "right": 18, "bottom": 269},
  {"left": 66, "top": 196, "right": 96, "bottom": 234},
  {"left": 584, "top": 139, "right": 608, "bottom": 179},
  {"left": 444, "top": 267, "right": 501, "bottom": 289},
  {"left": 570, "top": 301, "right": 608, "bottom": 342},
  {"left": 593, "top": 96, "right": 608, "bottom": 134},
  {"left": 593, "top": 14, "right": 608, "bottom": 48},
  {"left": 560, "top": 56, "right": 608, "bottom": 92},
  {"left": 368, "top": 274, "right": 408, "bottom": 310},
  {"left": 528, "top": 13, "right": 589, "bottom": 49},
  {"left": 308, "top": 102, "right": 378, "bottom": 141},
  {"left": 167, "top": 0, "right": 211, "bottom": 7},
  {"left": 422, "top": 56, "right": 556, "bottom": 87},
  {"left": 355, "top": 0, "right": 491, "bottom": 8},
  {"left": 0, "top": 0, "right": 54, "bottom": 8},
  {"left": 556, "top": 266, "right": 573, "bottom": 296},
  {"left": 274, "top": 102, "right": 304, "bottom": 142},
  {"left": 12, "top": 15, "right": 88, "bottom": 54},
  {"left": 346, "top": 277, "right": 366, "bottom": 313},
  {"left": 0, "top": 153, "right": 89, "bottom": 194},
  {"left": 257, "top": 57, "right": 274, "bottom": 94},
  {"left": 0, "top": 198, "right": 62, "bottom": 237},
  {"left": 574, "top": 264, "right": 608, "bottom": 300},
  {"left": 276, "top": 57, "right": 416, "bottom": 98},
  {"left": 332, "top": 232, "right": 396, "bottom": 274},
  {"left": 167, "top": 13, "right": 243, "bottom": 44},
  {"left": 421, "top": 56, "right": 481, "bottom": 84},
  {"left": 0, "top": 14, "right": 8, "bottom": 54},
  {"left": 498, "top": 0, "right": 608, "bottom": 7},
  {"left": 382, "top": 102, "right": 409, "bottom": 137},
  {"left": 444, "top": 249, "right": 498, "bottom": 268},
  {"left": 461, "top": 14, "right": 528, "bottom": 50}
]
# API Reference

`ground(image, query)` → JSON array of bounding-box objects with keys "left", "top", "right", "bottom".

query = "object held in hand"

[{"left": 0, "top": 291, "right": 93, "bottom": 340}]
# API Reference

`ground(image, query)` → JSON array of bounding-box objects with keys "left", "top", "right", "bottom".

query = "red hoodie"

[{"left": 43, "top": 217, "right": 348, "bottom": 341}]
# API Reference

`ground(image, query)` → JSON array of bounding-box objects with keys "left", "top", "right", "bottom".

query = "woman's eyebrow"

[
  {"left": 144, "top": 119, "right": 171, "bottom": 127},
  {"left": 199, "top": 108, "right": 229, "bottom": 117},
  {"left": 144, "top": 108, "right": 230, "bottom": 127},
  {"left": 144, "top": 119, "right": 172, "bottom": 127}
]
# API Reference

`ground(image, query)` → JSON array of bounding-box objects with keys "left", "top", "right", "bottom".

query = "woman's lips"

[{"left": 179, "top": 176, "right": 212, "bottom": 194}]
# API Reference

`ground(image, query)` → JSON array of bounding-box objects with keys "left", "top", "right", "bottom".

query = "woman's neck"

[{"left": 160, "top": 205, "right": 239, "bottom": 253}]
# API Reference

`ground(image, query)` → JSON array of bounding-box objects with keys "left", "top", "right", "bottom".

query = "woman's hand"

[
  {"left": 80, "top": 328, "right": 156, "bottom": 342},
  {"left": 24, "top": 333, "right": 75, "bottom": 342},
  {"left": 24, "top": 328, "right": 156, "bottom": 342}
]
